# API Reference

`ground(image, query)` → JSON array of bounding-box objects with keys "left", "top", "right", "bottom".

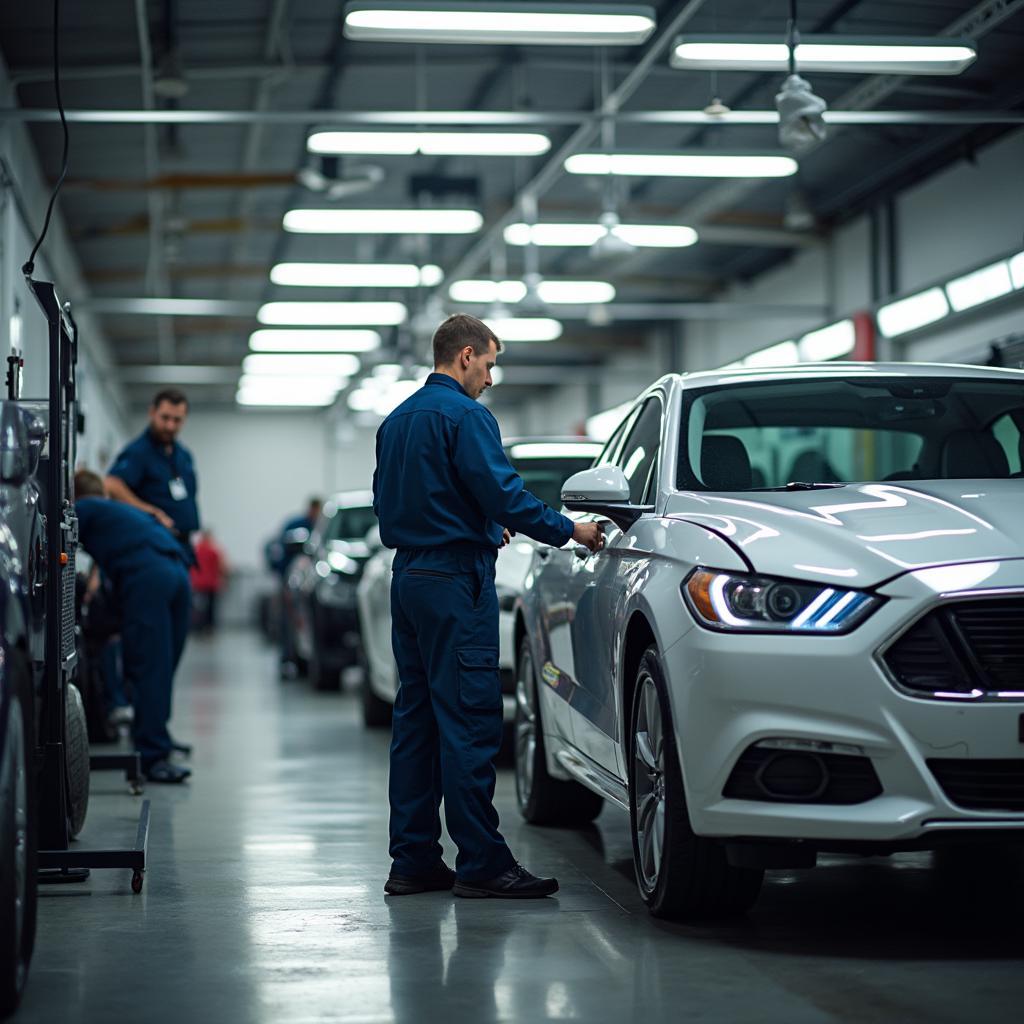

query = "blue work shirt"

[
  {"left": 108, "top": 429, "right": 200, "bottom": 537},
  {"left": 373, "top": 373, "right": 573, "bottom": 561},
  {"left": 76, "top": 498, "right": 189, "bottom": 580},
  {"left": 265, "top": 513, "right": 315, "bottom": 576}
]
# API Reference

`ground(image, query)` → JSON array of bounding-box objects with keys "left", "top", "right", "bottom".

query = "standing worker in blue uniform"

[
  {"left": 373, "top": 314, "right": 604, "bottom": 899},
  {"left": 74, "top": 471, "right": 193, "bottom": 783},
  {"left": 106, "top": 388, "right": 200, "bottom": 564}
]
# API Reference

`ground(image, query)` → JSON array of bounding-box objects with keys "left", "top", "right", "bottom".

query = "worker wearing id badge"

[{"left": 107, "top": 387, "right": 200, "bottom": 564}]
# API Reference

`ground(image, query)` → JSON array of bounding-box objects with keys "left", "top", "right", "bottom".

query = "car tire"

[
  {"left": 310, "top": 649, "right": 342, "bottom": 693},
  {"left": 628, "top": 646, "right": 763, "bottom": 919},
  {"left": 64, "top": 683, "right": 90, "bottom": 840},
  {"left": 0, "top": 653, "right": 38, "bottom": 1017},
  {"left": 514, "top": 637, "right": 603, "bottom": 827},
  {"left": 361, "top": 675, "right": 393, "bottom": 729}
]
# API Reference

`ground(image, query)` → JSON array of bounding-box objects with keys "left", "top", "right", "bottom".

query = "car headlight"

[
  {"left": 316, "top": 573, "right": 357, "bottom": 608},
  {"left": 683, "top": 568, "right": 880, "bottom": 634}
]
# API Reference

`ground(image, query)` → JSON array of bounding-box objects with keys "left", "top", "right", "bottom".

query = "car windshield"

[
  {"left": 510, "top": 448, "right": 599, "bottom": 508},
  {"left": 678, "top": 374, "right": 1024, "bottom": 491},
  {"left": 324, "top": 505, "right": 377, "bottom": 542}
]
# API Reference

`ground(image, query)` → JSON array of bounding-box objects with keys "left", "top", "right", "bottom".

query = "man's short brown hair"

[
  {"left": 152, "top": 388, "right": 189, "bottom": 410},
  {"left": 74, "top": 469, "right": 106, "bottom": 498},
  {"left": 432, "top": 313, "right": 502, "bottom": 368}
]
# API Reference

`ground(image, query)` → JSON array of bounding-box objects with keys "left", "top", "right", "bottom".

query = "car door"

[
  {"left": 564, "top": 396, "right": 663, "bottom": 774},
  {"left": 530, "top": 414, "right": 638, "bottom": 744}
]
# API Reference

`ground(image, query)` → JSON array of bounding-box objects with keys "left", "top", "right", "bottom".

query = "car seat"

[
  {"left": 788, "top": 449, "right": 841, "bottom": 483},
  {"left": 940, "top": 430, "right": 1010, "bottom": 478},
  {"left": 701, "top": 435, "right": 752, "bottom": 490}
]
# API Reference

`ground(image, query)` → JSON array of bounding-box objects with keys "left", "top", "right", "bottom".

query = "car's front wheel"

[
  {"left": 629, "top": 646, "right": 763, "bottom": 919},
  {"left": 514, "top": 637, "right": 602, "bottom": 826}
]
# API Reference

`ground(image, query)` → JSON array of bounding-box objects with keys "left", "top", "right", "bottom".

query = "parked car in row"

[
  {"left": 282, "top": 491, "right": 377, "bottom": 691},
  {"left": 357, "top": 437, "right": 603, "bottom": 727},
  {"left": 514, "top": 363, "right": 1024, "bottom": 920}
]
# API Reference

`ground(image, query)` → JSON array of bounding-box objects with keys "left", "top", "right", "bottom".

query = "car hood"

[{"left": 663, "top": 479, "right": 1024, "bottom": 587}]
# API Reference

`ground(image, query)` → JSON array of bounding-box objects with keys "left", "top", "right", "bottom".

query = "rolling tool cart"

[{"left": 22, "top": 275, "right": 151, "bottom": 894}]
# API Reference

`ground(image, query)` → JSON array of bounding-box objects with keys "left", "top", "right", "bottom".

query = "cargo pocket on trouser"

[{"left": 456, "top": 647, "right": 502, "bottom": 712}]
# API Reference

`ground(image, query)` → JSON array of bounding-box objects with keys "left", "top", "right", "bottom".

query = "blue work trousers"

[
  {"left": 117, "top": 554, "right": 192, "bottom": 765},
  {"left": 388, "top": 552, "right": 516, "bottom": 882}
]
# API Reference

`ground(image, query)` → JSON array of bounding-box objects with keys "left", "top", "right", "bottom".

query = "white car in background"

[
  {"left": 356, "top": 437, "right": 603, "bottom": 727},
  {"left": 513, "top": 363, "right": 1024, "bottom": 920}
]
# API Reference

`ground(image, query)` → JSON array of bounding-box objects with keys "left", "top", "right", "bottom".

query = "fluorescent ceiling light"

[
  {"left": 449, "top": 279, "right": 615, "bottom": 304},
  {"left": 257, "top": 301, "right": 407, "bottom": 326},
  {"left": 483, "top": 317, "right": 563, "bottom": 342},
  {"left": 743, "top": 340, "right": 799, "bottom": 367},
  {"left": 270, "top": 263, "right": 443, "bottom": 288},
  {"left": 670, "top": 35, "right": 977, "bottom": 75},
  {"left": 242, "top": 354, "right": 362, "bottom": 378},
  {"left": 504, "top": 222, "right": 697, "bottom": 248},
  {"left": 564, "top": 152, "right": 798, "bottom": 178},
  {"left": 876, "top": 287, "right": 949, "bottom": 337},
  {"left": 238, "top": 377, "right": 343, "bottom": 396},
  {"left": 343, "top": 2, "right": 657, "bottom": 46},
  {"left": 945, "top": 260, "right": 1014, "bottom": 312},
  {"left": 798, "top": 319, "right": 855, "bottom": 361},
  {"left": 249, "top": 329, "right": 381, "bottom": 353},
  {"left": 1010, "top": 252, "right": 1024, "bottom": 289},
  {"left": 283, "top": 209, "right": 482, "bottom": 234},
  {"left": 237, "top": 392, "right": 337, "bottom": 408},
  {"left": 371, "top": 363, "right": 405, "bottom": 380},
  {"left": 307, "top": 130, "right": 550, "bottom": 156}
]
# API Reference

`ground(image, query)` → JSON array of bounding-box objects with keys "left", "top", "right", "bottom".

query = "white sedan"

[
  {"left": 514, "top": 363, "right": 1024, "bottom": 919},
  {"left": 356, "top": 437, "right": 603, "bottom": 727}
]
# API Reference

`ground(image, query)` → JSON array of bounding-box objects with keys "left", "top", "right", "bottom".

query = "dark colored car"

[{"left": 284, "top": 491, "right": 377, "bottom": 691}]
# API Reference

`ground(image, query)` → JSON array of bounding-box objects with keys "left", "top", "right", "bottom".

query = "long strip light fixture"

[
  {"left": 249, "top": 329, "right": 381, "bottom": 353},
  {"left": 283, "top": 209, "right": 482, "bottom": 234},
  {"left": 449, "top": 280, "right": 615, "bottom": 304},
  {"left": 242, "top": 354, "right": 362, "bottom": 378},
  {"left": 504, "top": 222, "right": 698, "bottom": 248},
  {"left": 257, "top": 301, "right": 408, "bottom": 326},
  {"left": 670, "top": 36, "right": 977, "bottom": 75},
  {"left": 307, "top": 130, "right": 550, "bottom": 156},
  {"left": 483, "top": 317, "right": 563, "bottom": 342},
  {"left": 564, "top": 152, "right": 798, "bottom": 178},
  {"left": 270, "top": 263, "right": 443, "bottom": 288},
  {"left": 343, "top": 3, "right": 657, "bottom": 46}
]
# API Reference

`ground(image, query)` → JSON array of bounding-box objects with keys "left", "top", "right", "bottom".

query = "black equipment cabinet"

[{"left": 24, "top": 277, "right": 150, "bottom": 893}]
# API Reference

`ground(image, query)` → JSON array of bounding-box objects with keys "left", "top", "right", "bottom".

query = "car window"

[
  {"left": 990, "top": 413, "right": 1022, "bottom": 474},
  {"left": 511, "top": 455, "right": 601, "bottom": 508},
  {"left": 324, "top": 505, "right": 377, "bottom": 542},
  {"left": 678, "top": 376, "right": 1024, "bottom": 490},
  {"left": 616, "top": 397, "right": 662, "bottom": 504},
  {"left": 595, "top": 406, "right": 639, "bottom": 468}
]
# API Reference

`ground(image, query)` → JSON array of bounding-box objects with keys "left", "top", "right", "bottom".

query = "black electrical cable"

[
  {"left": 22, "top": 0, "right": 69, "bottom": 278},
  {"left": 787, "top": 0, "right": 800, "bottom": 77}
]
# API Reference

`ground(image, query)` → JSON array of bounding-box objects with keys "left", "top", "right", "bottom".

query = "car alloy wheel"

[
  {"left": 514, "top": 646, "right": 538, "bottom": 810},
  {"left": 632, "top": 671, "right": 666, "bottom": 895}
]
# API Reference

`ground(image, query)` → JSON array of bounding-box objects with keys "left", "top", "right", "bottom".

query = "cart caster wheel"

[{"left": 131, "top": 870, "right": 145, "bottom": 894}]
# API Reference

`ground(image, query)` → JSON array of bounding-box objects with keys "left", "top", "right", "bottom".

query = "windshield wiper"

[{"left": 779, "top": 481, "right": 846, "bottom": 491}]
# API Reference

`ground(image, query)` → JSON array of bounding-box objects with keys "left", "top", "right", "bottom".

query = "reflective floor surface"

[{"left": 20, "top": 629, "right": 1024, "bottom": 1023}]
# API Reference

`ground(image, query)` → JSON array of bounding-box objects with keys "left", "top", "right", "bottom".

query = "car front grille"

[
  {"left": 928, "top": 759, "right": 1024, "bottom": 812},
  {"left": 882, "top": 597, "right": 1024, "bottom": 699}
]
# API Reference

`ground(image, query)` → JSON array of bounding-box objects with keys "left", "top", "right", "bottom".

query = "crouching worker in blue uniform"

[
  {"left": 373, "top": 313, "right": 604, "bottom": 899},
  {"left": 74, "top": 470, "right": 193, "bottom": 784}
]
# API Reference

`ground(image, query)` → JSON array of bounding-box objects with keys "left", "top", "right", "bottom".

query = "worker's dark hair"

[
  {"left": 432, "top": 313, "right": 502, "bottom": 368},
  {"left": 152, "top": 387, "right": 189, "bottom": 409},
  {"left": 74, "top": 469, "right": 105, "bottom": 498}
]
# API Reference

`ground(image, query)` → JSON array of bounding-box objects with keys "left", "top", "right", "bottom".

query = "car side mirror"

[
  {"left": 561, "top": 466, "right": 646, "bottom": 531},
  {"left": 0, "top": 403, "right": 32, "bottom": 486}
]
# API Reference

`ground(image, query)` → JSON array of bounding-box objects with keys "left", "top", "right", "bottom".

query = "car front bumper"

[{"left": 666, "top": 560, "right": 1024, "bottom": 845}]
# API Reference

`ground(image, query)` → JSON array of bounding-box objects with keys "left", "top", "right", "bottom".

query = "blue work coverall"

[
  {"left": 373, "top": 372, "right": 574, "bottom": 882},
  {"left": 76, "top": 498, "right": 192, "bottom": 767},
  {"left": 109, "top": 428, "right": 200, "bottom": 561}
]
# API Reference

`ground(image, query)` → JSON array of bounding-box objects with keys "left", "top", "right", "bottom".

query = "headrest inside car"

[
  {"left": 701, "top": 435, "right": 752, "bottom": 491},
  {"left": 941, "top": 430, "right": 1010, "bottom": 479}
]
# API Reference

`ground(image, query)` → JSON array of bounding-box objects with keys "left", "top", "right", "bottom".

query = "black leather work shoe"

[
  {"left": 452, "top": 863, "right": 559, "bottom": 899},
  {"left": 170, "top": 740, "right": 193, "bottom": 757},
  {"left": 384, "top": 861, "right": 456, "bottom": 896},
  {"left": 144, "top": 760, "right": 192, "bottom": 784}
]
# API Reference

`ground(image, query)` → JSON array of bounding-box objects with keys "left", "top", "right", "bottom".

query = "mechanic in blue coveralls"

[
  {"left": 373, "top": 313, "right": 604, "bottom": 899},
  {"left": 74, "top": 470, "right": 193, "bottom": 784},
  {"left": 106, "top": 388, "right": 199, "bottom": 564}
]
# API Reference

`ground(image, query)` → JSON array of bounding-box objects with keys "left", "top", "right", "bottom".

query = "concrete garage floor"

[{"left": 20, "top": 629, "right": 1024, "bottom": 1024}]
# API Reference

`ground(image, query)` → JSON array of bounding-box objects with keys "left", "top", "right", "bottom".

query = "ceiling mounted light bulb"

[
  {"left": 257, "top": 301, "right": 408, "bottom": 326},
  {"left": 564, "top": 152, "right": 798, "bottom": 178},
  {"left": 283, "top": 208, "right": 482, "bottom": 235},
  {"left": 249, "top": 329, "right": 381, "bottom": 353},
  {"left": 343, "top": 3, "right": 657, "bottom": 46},
  {"left": 590, "top": 210, "right": 635, "bottom": 259},
  {"left": 776, "top": 74, "right": 827, "bottom": 153},
  {"left": 270, "top": 263, "right": 443, "bottom": 288},
  {"left": 483, "top": 317, "right": 563, "bottom": 342},
  {"left": 308, "top": 130, "right": 550, "bottom": 157},
  {"left": 505, "top": 222, "right": 698, "bottom": 248}
]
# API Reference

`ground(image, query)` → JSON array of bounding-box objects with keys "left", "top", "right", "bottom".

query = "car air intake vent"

[
  {"left": 928, "top": 759, "right": 1024, "bottom": 812},
  {"left": 883, "top": 597, "right": 1024, "bottom": 699},
  {"left": 724, "top": 746, "right": 882, "bottom": 805}
]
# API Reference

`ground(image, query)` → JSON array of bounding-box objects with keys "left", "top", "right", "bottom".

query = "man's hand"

[
  {"left": 152, "top": 508, "right": 176, "bottom": 531},
  {"left": 499, "top": 528, "right": 512, "bottom": 548},
  {"left": 572, "top": 520, "right": 605, "bottom": 554}
]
